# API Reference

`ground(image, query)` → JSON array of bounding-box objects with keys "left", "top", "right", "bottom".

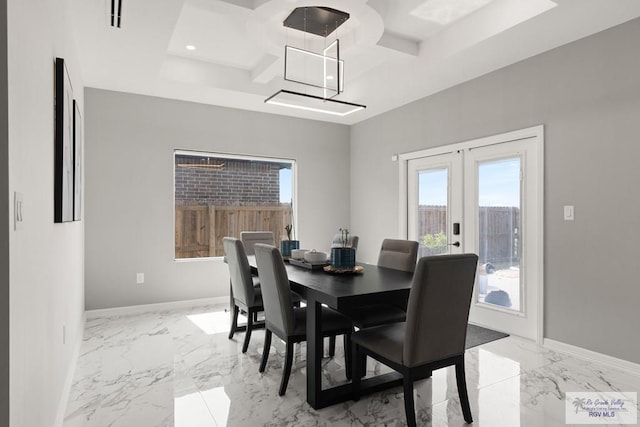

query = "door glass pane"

[
  {"left": 476, "top": 158, "right": 521, "bottom": 312},
  {"left": 417, "top": 168, "right": 448, "bottom": 257}
]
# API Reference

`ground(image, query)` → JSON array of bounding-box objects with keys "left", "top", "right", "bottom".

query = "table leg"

[
  {"left": 304, "top": 298, "right": 416, "bottom": 409},
  {"left": 306, "top": 297, "right": 324, "bottom": 408}
]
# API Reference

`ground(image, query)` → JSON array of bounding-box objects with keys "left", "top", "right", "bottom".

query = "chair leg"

[
  {"left": 242, "top": 308, "right": 254, "bottom": 353},
  {"left": 403, "top": 373, "right": 417, "bottom": 427},
  {"left": 352, "top": 341, "right": 360, "bottom": 401},
  {"left": 259, "top": 329, "right": 272, "bottom": 373},
  {"left": 328, "top": 335, "right": 336, "bottom": 357},
  {"left": 456, "top": 359, "right": 473, "bottom": 424},
  {"left": 228, "top": 305, "right": 239, "bottom": 339},
  {"left": 278, "top": 341, "right": 294, "bottom": 396},
  {"left": 344, "top": 333, "right": 352, "bottom": 380}
]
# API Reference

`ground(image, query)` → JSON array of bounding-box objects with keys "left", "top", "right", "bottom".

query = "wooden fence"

[
  {"left": 418, "top": 205, "right": 520, "bottom": 264},
  {"left": 176, "top": 204, "right": 519, "bottom": 262},
  {"left": 175, "top": 205, "right": 292, "bottom": 258},
  {"left": 478, "top": 206, "right": 520, "bottom": 264},
  {"left": 417, "top": 205, "right": 447, "bottom": 236}
]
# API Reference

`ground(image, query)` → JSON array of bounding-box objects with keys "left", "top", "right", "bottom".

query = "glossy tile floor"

[{"left": 64, "top": 303, "right": 640, "bottom": 426}]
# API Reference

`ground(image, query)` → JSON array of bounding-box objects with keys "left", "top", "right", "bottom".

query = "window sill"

[{"left": 174, "top": 256, "right": 225, "bottom": 263}]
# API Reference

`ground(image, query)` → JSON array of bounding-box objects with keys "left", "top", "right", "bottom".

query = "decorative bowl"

[
  {"left": 291, "top": 249, "right": 309, "bottom": 260},
  {"left": 304, "top": 250, "right": 328, "bottom": 263}
]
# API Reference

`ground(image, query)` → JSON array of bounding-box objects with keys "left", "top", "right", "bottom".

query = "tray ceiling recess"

[{"left": 265, "top": 6, "right": 366, "bottom": 117}]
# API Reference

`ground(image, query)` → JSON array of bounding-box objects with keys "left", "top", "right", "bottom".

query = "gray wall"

[
  {"left": 84, "top": 89, "right": 350, "bottom": 309},
  {"left": 351, "top": 18, "right": 640, "bottom": 363},
  {"left": 1, "top": 0, "right": 9, "bottom": 423}
]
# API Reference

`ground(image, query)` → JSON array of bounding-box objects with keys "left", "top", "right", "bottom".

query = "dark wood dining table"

[{"left": 246, "top": 256, "right": 415, "bottom": 409}]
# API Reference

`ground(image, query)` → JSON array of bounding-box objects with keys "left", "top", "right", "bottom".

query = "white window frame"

[{"left": 173, "top": 149, "right": 297, "bottom": 261}]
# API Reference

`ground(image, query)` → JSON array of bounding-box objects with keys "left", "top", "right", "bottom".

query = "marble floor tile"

[{"left": 65, "top": 304, "right": 640, "bottom": 426}]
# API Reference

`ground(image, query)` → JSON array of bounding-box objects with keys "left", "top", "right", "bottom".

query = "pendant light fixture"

[{"left": 265, "top": 6, "right": 366, "bottom": 117}]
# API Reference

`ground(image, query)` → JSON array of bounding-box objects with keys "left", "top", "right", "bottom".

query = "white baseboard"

[
  {"left": 54, "top": 311, "right": 87, "bottom": 427},
  {"left": 544, "top": 338, "right": 640, "bottom": 378},
  {"left": 85, "top": 296, "right": 229, "bottom": 319}
]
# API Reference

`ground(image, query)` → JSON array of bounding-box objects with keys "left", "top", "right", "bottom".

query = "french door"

[{"left": 404, "top": 127, "right": 543, "bottom": 341}]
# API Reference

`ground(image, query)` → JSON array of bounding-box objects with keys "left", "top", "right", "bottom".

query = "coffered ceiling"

[{"left": 71, "top": 0, "right": 640, "bottom": 124}]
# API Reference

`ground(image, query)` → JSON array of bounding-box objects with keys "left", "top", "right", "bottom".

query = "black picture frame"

[
  {"left": 54, "top": 57, "right": 74, "bottom": 223},
  {"left": 73, "top": 100, "right": 82, "bottom": 221}
]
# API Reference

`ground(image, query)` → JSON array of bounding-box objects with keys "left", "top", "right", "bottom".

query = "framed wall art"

[{"left": 54, "top": 57, "right": 74, "bottom": 223}]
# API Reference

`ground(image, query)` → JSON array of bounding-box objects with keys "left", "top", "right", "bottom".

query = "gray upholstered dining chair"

[
  {"left": 224, "top": 237, "right": 264, "bottom": 353},
  {"left": 377, "top": 238, "right": 419, "bottom": 272},
  {"left": 224, "top": 237, "right": 302, "bottom": 353},
  {"left": 352, "top": 254, "right": 479, "bottom": 427},
  {"left": 240, "top": 230, "right": 304, "bottom": 302},
  {"left": 253, "top": 243, "right": 354, "bottom": 396},
  {"left": 336, "top": 239, "right": 419, "bottom": 369},
  {"left": 340, "top": 239, "right": 419, "bottom": 329},
  {"left": 240, "top": 231, "right": 275, "bottom": 255}
]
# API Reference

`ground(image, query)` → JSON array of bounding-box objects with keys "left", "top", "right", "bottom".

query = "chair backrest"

[
  {"left": 330, "top": 234, "right": 359, "bottom": 250},
  {"left": 223, "top": 237, "right": 256, "bottom": 307},
  {"left": 241, "top": 231, "right": 275, "bottom": 255},
  {"left": 377, "top": 239, "right": 419, "bottom": 272},
  {"left": 253, "top": 243, "right": 294, "bottom": 337},
  {"left": 403, "top": 254, "right": 479, "bottom": 367}
]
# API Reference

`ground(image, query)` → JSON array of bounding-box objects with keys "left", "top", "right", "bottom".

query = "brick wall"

[{"left": 175, "top": 155, "right": 284, "bottom": 205}]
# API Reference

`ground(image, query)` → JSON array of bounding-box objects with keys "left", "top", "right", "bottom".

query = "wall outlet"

[{"left": 136, "top": 273, "right": 145, "bottom": 284}]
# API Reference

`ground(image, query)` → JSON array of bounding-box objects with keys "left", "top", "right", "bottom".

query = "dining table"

[{"left": 246, "top": 255, "right": 419, "bottom": 410}]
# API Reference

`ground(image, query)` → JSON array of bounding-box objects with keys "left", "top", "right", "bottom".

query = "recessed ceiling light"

[
  {"left": 185, "top": 45, "right": 196, "bottom": 51},
  {"left": 411, "top": 0, "right": 493, "bottom": 26},
  {"left": 326, "top": 75, "right": 335, "bottom": 80}
]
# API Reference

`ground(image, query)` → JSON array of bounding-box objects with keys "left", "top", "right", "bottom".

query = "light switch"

[
  {"left": 564, "top": 205, "right": 574, "bottom": 221},
  {"left": 14, "top": 192, "right": 24, "bottom": 230}
]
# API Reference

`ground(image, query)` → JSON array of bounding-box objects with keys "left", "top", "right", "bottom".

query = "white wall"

[
  {"left": 351, "top": 19, "right": 640, "bottom": 363},
  {"left": 8, "top": 0, "right": 85, "bottom": 425},
  {"left": 84, "top": 89, "right": 351, "bottom": 310}
]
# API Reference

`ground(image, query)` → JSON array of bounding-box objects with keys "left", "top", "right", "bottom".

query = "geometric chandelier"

[{"left": 264, "top": 6, "right": 366, "bottom": 116}]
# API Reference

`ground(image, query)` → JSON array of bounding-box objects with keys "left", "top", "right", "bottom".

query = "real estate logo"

[{"left": 566, "top": 392, "right": 637, "bottom": 424}]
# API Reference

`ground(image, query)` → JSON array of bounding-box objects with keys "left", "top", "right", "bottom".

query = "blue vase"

[
  {"left": 331, "top": 247, "right": 356, "bottom": 269},
  {"left": 280, "top": 240, "right": 299, "bottom": 257}
]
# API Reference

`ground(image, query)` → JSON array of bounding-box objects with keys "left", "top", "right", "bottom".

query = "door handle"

[{"left": 448, "top": 241, "right": 460, "bottom": 247}]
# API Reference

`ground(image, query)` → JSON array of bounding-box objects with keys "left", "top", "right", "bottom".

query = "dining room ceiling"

[{"left": 71, "top": 0, "right": 640, "bottom": 124}]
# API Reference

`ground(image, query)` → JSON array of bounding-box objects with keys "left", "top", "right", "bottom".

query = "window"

[{"left": 174, "top": 151, "right": 295, "bottom": 259}]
